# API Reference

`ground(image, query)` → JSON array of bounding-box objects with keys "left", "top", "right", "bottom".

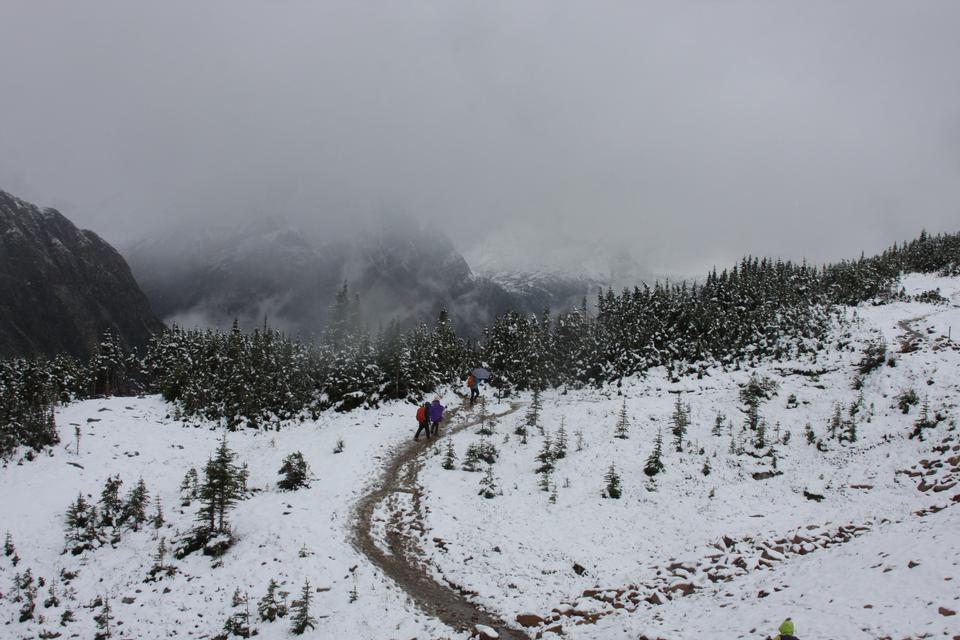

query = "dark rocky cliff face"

[{"left": 0, "top": 190, "right": 164, "bottom": 359}]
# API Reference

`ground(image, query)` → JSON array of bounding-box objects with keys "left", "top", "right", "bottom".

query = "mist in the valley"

[{"left": 2, "top": 0, "right": 959, "bottom": 289}]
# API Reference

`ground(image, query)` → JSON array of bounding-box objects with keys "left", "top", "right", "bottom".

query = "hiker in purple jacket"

[{"left": 429, "top": 398, "right": 444, "bottom": 437}]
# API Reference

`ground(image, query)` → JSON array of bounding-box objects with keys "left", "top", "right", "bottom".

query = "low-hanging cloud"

[{"left": 1, "top": 0, "right": 958, "bottom": 278}]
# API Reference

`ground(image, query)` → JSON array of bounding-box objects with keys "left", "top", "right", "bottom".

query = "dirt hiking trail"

[{"left": 352, "top": 397, "right": 526, "bottom": 640}]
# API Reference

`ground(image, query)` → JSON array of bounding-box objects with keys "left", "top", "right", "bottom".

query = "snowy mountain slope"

[
  {"left": 1, "top": 272, "right": 958, "bottom": 640},
  {"left": 0, "top": 393, "right": 466, "bottom": 639},
  {"left": 415, "top": 273, "right": 960, "bottom": 639}
]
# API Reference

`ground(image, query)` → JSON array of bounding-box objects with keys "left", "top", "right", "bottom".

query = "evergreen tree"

[
  {"left": 526, "top": 388, "right": 543, "bottom": 435},
  {"left": 614, "top": 399, "right": 630, "bottom": 439},
  {"left": 535, "top": 433, "right": 554, "bottom": 475},
  {"left": 257, "top": 578, "right": 288, "bottom": 622},
  {"left": 701, "top": 459, "right": 711, "bottom": 476},
  {"left": 122, "top": 478, "right": 150, "bottom": 531},
  {"left": 804, "top": 422, "right": 816, "bottom": 445},
  {"left": 44, "top": 580, "right": 61, "bottom": 609},
  {"left": 278, "top": 451, "right": 310, "bottom": 491},
  {"left": 441, "top": 440, "right": 457, "bottom": 470},
  {"left": 828, "top": 403, "right": 843, "bottom": 440},
  {"left": 289, "top": 579, "right": 317, "bottom": 635},
  {"left": 670, "top": 394, "right": 688, "bottom": 451},
  {"left": 462, "top": 444, "right": 482, "bottom": 472},
  {"left": 755, "top": 419, "right": 767, "bottom": 449},
  {"left": 711, "top": 414, "right": 724, "bottom": 437},
  {"left": 180, "top": 467, "right": 199, "bottom": 504},
  {"left": 64, "top": 493, "right": 98, "bottom": 551},
  {"left": 843, "top": 415, "right": 858, "bottom": 443},
  {"left": 644, "top": 429, "right": 665, "bottom": 477},
  {"left": 197, "top": 435, "right": 244, "bottom": 534},
  {"left": 475, "top": 400, "right": 494, "bottom": 436},
  {"left": 152, "top": 495, "right": 165, "bottom": 529},
  {"left": 4, "top": 531, "right": 14, "bottom": 558},
  {"left": 479, "top": 467, "right": 499, "bottom": 499},
  {"left": 151, "top": 537, "right": 172, "bottom": 577},
  {"left": 538, "top": 467, "right": 553, "bottom": 493},
  {"left": 910, "top": 397, "right": 936, "bottom": 440},
  {"left": 17, "top": 568, "right": 36, "bottom": 622},
  {"left": 98, "top": 475, "right": 123, "bottom": 529},
  {"left": 223, "top": 589, "right": 255, "bottom": 638},
  {"left": 554, "top": 419, "right": 568, "bottom": 459},
  {"left": 575, "top": 429, "right": 585, "bottom": 452},
  {"left": 93, "top": 597, "right": 113, "bottom": 640},
  {"left": 603, "top": 464, "right": 622, "bottom": 499}
]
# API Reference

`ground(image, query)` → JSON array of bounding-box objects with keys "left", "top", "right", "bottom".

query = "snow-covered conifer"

[{"left": 278, "top": 451, "right": 310, "bottom": 491}]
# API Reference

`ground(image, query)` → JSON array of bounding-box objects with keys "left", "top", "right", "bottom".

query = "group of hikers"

[{"left": 413, "top": 370, "right": 484, "bottom": 441}]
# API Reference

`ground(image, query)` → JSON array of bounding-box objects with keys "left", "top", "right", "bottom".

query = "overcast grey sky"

[{"left": 1, "top": 1, "right": 958, "bottom": 275}]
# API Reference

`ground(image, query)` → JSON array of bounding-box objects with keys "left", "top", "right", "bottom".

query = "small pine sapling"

[
  {"left": 554, "top": 419, "right": 568, "bottom": 459},
  {"left": 476, "top": 400, "right": 494, "bottom": 436},
  {"left": 535, "top": 433, "right": 554, "bottom": 475},
  {"left": 711, "top": 414, "right": 724, "bottom": 437},
  {"left": 122, "top": 478, "right": 150, "bottom": 531},
  {"left": 754, "top": 419, "right": 767, "bottom": 449},
  {"left": 909, "top": 397, "right": 937, "bottom": 440},
  {"left": 614, "top": 399, "right": 630, "bottom": 439},
  {"left": 93, "top": 597, "right": 112, "bottom": 640},
  {"left": 602, "top": 464, "right": 621, "bottom": 499},
  {"left": 98, "top": 475, "right": 123, "bottom": 529},
  {"left": 441, "top": 440, "right": 457, "bottom": 470},
  {"left": 701, "top": 459, "right": 711, "bottom": 476},
  {"left": 278, "top": 452, "right": 310, "bottom": 491},
  {"left": 223, "top": 588, "right": 256, "bottom": 638},
  {"left": 180, "top": 468, "right": 199, "bottom": 505},
  {"left": 828, "top": 403, "right": 843, "bottom": 440},
  {"left": 804, "top": 422, "right": 815, "bottom": 445},
  {"left": 479, "top": 467, "right": 499, "bottom": 499},
  {"left": 348, "top": 576, "right": 359, "bottom": 604},
  {"left": 670, "top": 395, "right": 689, "bottom": 451},
  {"left": 538, "top": 468, "right": 552, "bottom": 493},
  {"left": 526, "top": 389, "right": 543, "bottom": 435},
  {"left": 289, "top": 579, "right": 317, "bottom": 635},
  {"left": 4, "top": 531, "right": 15, "bottom": 558},
  {"left": 43, "top": 580, "right": 60, "bottom": 609},
  {"left": 152, "top": 496, "right": 164, "bottom": 530},
  {"left": 257, "top": 578, "right": 288, "bottom": 622},
  {"left": 18, "top": 569, "right": 37, "bottom": 622},
  {"left": 575, "top": 429, "right": 585, "bottom": 452},
  {"left": 644, "top": 429, "right": 665, "bottom": 477}
]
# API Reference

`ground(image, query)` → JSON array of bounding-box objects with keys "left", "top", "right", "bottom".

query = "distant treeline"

[{"left": 2, "top": 230, "right": 958, "bottom": 455}]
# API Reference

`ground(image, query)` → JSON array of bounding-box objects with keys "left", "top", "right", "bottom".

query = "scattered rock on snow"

[{"left": 516, "top": 613, "right": 545, "bottom": 627}]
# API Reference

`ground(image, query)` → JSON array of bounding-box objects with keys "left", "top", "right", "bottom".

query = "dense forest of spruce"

[{"left": 2, "top": 230, "right": 958, "bottom": 456}]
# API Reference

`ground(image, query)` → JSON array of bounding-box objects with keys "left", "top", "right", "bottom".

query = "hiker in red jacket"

[{"left": 414, "top": 402, "right": 431, "bottom": 441}]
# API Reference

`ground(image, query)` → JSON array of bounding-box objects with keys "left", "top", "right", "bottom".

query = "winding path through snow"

[{"left": 352, "top": 398, "right": 527, "bottom": 639}]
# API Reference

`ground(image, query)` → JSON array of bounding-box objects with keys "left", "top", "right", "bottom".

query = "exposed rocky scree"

[{"left": 0, "top": 190, "right": 163, "bottom": 358}]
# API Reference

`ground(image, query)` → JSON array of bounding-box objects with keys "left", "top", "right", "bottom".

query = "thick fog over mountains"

[{"left": 2, "top": 0, "right": 960, "bottom": 281}]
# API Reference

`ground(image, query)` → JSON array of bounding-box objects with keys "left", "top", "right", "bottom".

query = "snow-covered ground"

[
  {"left": 1, "top": 272, "right": 959, "bottom": 640},
  {"left": 418, "top": 273, "right": 960, "bottom": 639},
  {"left": 0, "top": 392, "right": 466, "bottom": 639}
]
